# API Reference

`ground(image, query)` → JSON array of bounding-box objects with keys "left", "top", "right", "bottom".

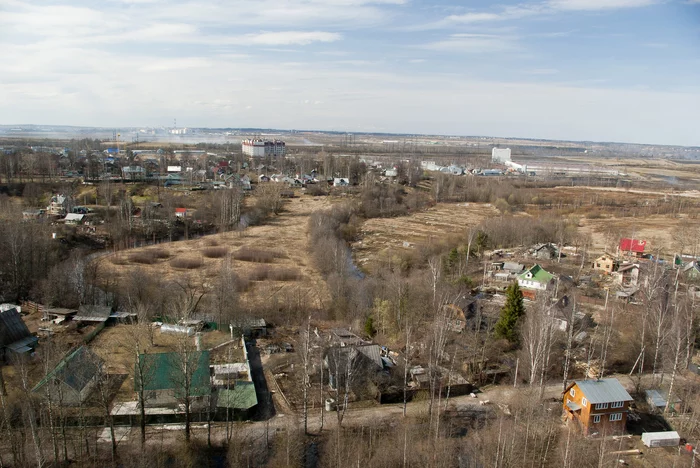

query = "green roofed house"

[
  {"left": 32, "top": 346, "right": 103, "bottom": 406},
  {"left": 216, "top": 381, "right": 258, "bottom": 418},
  {"left": 518, "top": 264, "right": 556, "bottom": 291},
  {"left": 135, "top": 351, "right": 211, "bottom": 408}
]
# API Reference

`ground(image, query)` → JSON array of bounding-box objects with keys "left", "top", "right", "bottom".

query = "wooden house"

[
  {"left": 563, "top": 378, "right": 633, "bottom": 435},
  {"left": 592, "top": 254, "right": 616, "bottom": 274}
]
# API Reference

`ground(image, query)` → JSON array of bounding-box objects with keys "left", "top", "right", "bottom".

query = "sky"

[{"left": 1, "top": 0, "right": 700, "bottom": 146}]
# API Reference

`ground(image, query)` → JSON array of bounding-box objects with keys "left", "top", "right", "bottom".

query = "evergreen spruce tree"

[{"left": 494, "top": 282, "right": 525, "bottom": 343}]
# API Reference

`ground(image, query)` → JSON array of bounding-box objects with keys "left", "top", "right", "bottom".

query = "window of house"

[
  {"left": 611, "top": 401, "right": 624, "bottom": 408},
  {"left": 582, "top": 398, "right": 588, "bottom": 407},
  {"left": 596, "top": 403, "right": 608, "bottom": 410},
  {"left": 609, "top": 413, "right": 622, "bottom": 422},
  {"left": 570, "top": 389, "right": 575, "bottom": 397},
  {"left": 593, "top": 415, "right": 601, "bottom": 424}
]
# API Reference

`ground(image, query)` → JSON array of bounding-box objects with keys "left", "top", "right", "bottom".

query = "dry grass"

[
  {"left": 353, "top": 202, "right": 500, "bottom": 270},
  {"left": 97, "top": 196, "right": 333, "bottom": 310},
  {"left": 110, "top": 255, "right": 129, "bottom": 265}
]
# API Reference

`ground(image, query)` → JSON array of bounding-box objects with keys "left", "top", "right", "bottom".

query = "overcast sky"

[{"left": 1, "top": 0, "right": 699, "bottom": 145}]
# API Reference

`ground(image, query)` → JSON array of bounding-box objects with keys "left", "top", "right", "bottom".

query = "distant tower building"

[
  {"left": 492, "top": 147, "right": 511, "bottom": 163},
  {"left": 241, "top": 139, "right": 286, "bottom": 157}
]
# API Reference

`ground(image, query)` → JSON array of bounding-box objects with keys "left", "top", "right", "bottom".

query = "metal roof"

[
  {"left": 573, "top": 378, "right": 633, "bottom": 404},
  {"left": 73, "top": 305, "right": 111, "bottom": 322},
  {"left": 566, "top": 401, "right": 581, "bottom": 411},
  {"left": 645, "top": 389, "right": 681, "bottom": 408},
  {"left": 216, "top": 382, "right": 257, "bottom": 410},
  {"left": 518, "top": 264, "right": 555, "bottom": 284},
  {"left": 0, "top": 308, "right": 32, "bottom": 348},
  {"left": 135, "top": 351, "right": 211, "bottom": 397},
  {"left": 33, "top": 346, "right": 102, "bottom": 393},
  {"left": 355, "top": 345, "right": 383, "bottom": 369}
]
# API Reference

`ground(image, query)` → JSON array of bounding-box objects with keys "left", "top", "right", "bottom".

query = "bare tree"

[{"left": 214, "top": 187, "right": 243, "bottom": 232}]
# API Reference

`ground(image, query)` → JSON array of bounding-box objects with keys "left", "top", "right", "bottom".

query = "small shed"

[
  {"left": 645, "top": 389, "right": 681, "bottom": 412},
  {"left": 642, "top": 431, "right": 680, "bottom": 448},
  {"left": 44, "top": 308, "right": 78, "bottom": 324},
  {"left": 216, "top": 382, "right": 257, "bottom": 410},
  {"left": 230, "top": 318, "right": 267, "bottom": 337},
  {"left": 63, "top": 213, "right": 85, "bottom": 225},
  {"left": 73, "top": 305, "right": 112, "bottom": 323},
  {"left": 215, "top": 381, "right": 258, "bottom": 419}
]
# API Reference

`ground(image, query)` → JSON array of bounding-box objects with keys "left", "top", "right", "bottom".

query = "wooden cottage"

[{"left": 563, "top": 378, "right": 633, "bottom": 435}]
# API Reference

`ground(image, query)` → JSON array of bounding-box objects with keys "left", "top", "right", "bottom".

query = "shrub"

[
  {"left": 247, "top": 266, "right": 300, "bottom": 282},
  {"left": 268, "top": 267, "right": 301, "bottom": 282},
  {"left": 169, "top": 256, "right": 203, "bottom": 269},
  {"left": 247, "top": 265, "right": 270, "bottom": 281},
  {"left": 233, "top": 247, "right": 285, "bottom": 263},
  {"left": 204, "top": 238, "right": 219, "bottom": 247},
  {"left": 129, "top": 248, "right": 170, "bottom": 264},
  {"left": 130, "top": 252, "right": 157, "bottom": 264},
  {"left": 202, "top": 247, "right": 228, "bottom": 258},
  {"left": 151, "top": 248, "right": 170, "bottom": 259},
  {"left": 110, "top": 255, "right": 128, "bottom": 265}
]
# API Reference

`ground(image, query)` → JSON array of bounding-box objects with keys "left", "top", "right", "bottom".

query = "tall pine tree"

[{"left": 494, "top": 282, "right": 525, "bottom": 344}]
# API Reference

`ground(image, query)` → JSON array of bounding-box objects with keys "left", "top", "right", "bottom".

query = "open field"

[
  {"left": 580, "top": 214, "right": 700, "bottom": 255},
  {"left": 531, "top": 186, "right": 700, "bottom": 255},
  {"left": 352, "top": 202, "right": 500, "bottom": 269},
  {"left": 98, "top": 195, "right": 333, "bottom": 311},
  {"left": 562, "top": 156, "right": 700, "bottom": 183}
]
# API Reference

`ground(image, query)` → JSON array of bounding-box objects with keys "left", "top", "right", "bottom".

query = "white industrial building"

[
  {"left": 242, "top": 139, "right": 286, "bottom": 157},
  {"left": 492, "top": 147, "right": 511, "bottom": 163}
]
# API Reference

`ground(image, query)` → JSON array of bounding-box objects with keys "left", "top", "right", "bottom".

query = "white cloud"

[
  {"left": 445, "top": 12, "right": 503, "bottom": 24},
  {"left": 548, "top": 0, "right": 658, "bottom": 10},
  {"left": 140, "top": 57, "right": 212, "bottom": 72},
  {"left": 236, "top": 31, "right": 341, "bottom": 46},
  {"left": 524, "top": 68, "right": 559, "bottom": 75},
  {"left": 421, "top": 34, "right": 517, "bottom": 53},
  {"left": 413, "top": 0, "right": 659, "bottom": 30}
]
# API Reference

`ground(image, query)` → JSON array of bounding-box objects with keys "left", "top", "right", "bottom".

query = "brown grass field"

[
  {"left": 352, "top": 202, "right": 501, "bottom": 269},
  {"left": 98, "top": 196, "right": 333, "bottom": 310}
]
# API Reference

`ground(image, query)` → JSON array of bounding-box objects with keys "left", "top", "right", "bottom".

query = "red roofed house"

[
  {"left": 619, "top": 238, "right": 646, "bottom": 257},
  {"left": 175, "top": 208, "right": 189, "bottom": 218}
]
